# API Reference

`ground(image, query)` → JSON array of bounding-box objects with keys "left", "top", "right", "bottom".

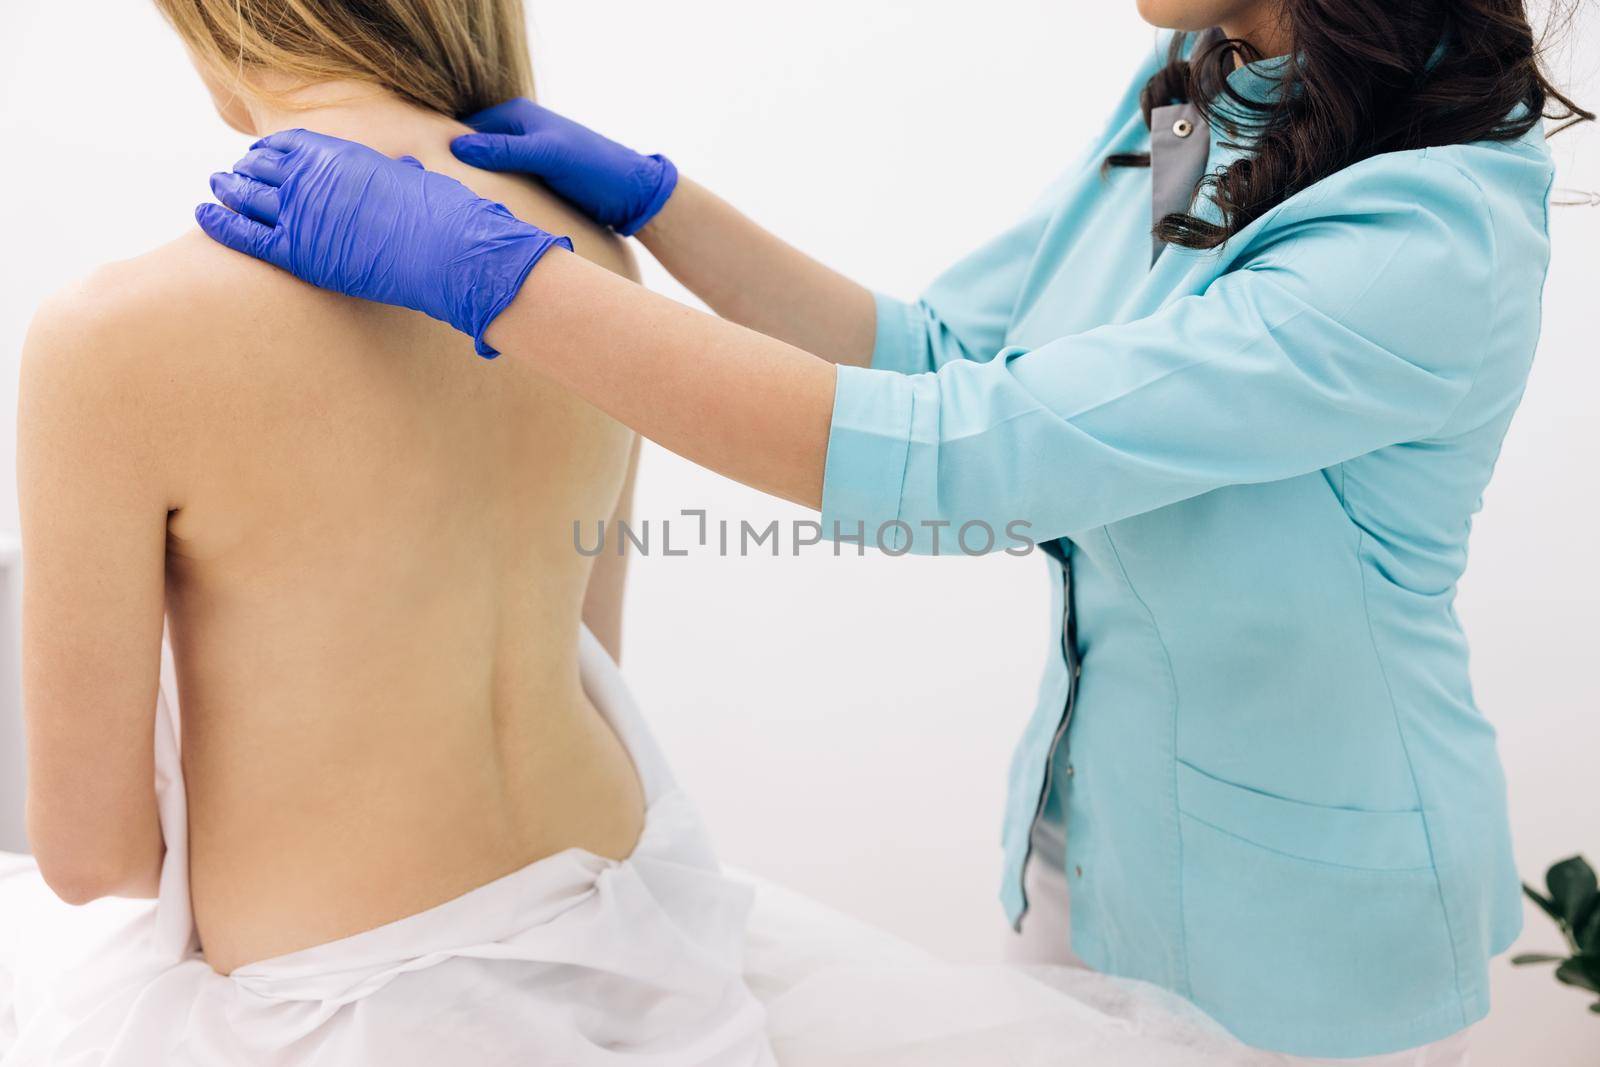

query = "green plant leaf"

[
  {"left": 1525, "top": 883, "right": 1567, "bottom": 927},
  {"left": 1547, "top": 856, "right": 1598, "bottom": 926},
  {"left": 1511, "top": 953, "right": 1566, "bottom": 965},
  {"left": 1554, "top": 956, "right": 1600, "bottom": 995},
  {"left": 1576, "top": 895, "right": 1600, "bottom": 956}
]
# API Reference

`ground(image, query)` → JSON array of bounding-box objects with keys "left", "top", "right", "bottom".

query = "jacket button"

[
  {"left": 1075, "top": 866, "right": 1084, "bottom": 879},
  {"left": 1172, "top": 118, "right": 1194, "bottom": 138},
  {"left": 1065, "top": 763, "right": 1075, "bottom": 778}
]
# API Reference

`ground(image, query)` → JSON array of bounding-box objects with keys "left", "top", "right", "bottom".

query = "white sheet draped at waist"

[{"left": 228, "top": 786, "right": 752, "bottom": 1009}]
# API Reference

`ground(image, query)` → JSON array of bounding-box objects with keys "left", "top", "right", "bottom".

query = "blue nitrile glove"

[
  {"left": 451, "top": 99, "right": 678, "bottom": 237},
  {"left": 195, "top": 128, "right": 572, "bottom": 358}
]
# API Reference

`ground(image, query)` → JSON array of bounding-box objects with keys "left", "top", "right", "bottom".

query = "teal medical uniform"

[{"left": 819, "top": 35, "right": 1556, "bottom": 1058}]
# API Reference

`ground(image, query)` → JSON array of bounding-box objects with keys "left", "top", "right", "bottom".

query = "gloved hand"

[
  {"left": 451, "top": 99, "right": 678, "bottom": 237},
  {"left": 196, "top": 128, "right": 572, "bottom": 358}
]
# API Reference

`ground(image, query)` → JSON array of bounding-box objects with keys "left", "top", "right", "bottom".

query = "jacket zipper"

[{"left": 1014, "top": 548, "right": 1081, "bottom": 930}]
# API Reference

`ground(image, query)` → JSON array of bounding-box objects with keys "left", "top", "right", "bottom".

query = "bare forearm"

[
  {"left": 105, "top": 820, "right": 164, "bottom": 899},
  {"left": 485, "top": 251, "right": 834, "bottom": 510},
  {"left": 27, "top": 784, "right": 163, "bottom": 903},
  {"left": 636, "top": 179, "right": 877, "bottom": 366}
]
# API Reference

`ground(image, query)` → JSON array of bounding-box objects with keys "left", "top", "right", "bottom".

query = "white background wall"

[{"left": 1, "top": 1, "right": 1596, "bottom": 1061}]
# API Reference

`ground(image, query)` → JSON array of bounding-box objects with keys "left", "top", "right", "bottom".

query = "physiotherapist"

[{"left": 196, "top": 0, "right": 1590, "bottom": 1061}]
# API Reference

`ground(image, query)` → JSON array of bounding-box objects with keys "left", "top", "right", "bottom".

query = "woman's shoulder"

[
  {"left": 23, "top": 229, "right": 325, "bottom": 394},
  {"left": 1226, "top": 137, "right": 1554, "bottom": 400},
  {"left": 23, "top": 232, "right": 249, "bottom": 377},
  {"left": 16, "top": 230, "right": 288, "bottom": 526},
  {"left": 1263, "top": 134, "right": 1555, "bottom": 262}
]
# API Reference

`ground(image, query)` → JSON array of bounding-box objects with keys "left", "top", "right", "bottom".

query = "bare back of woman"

[
  {"left": 25, "top": 89, "right": 647, "bottom": 974},
  {"left": 169, "top": 93, "right": 648, "bottom": 973}
]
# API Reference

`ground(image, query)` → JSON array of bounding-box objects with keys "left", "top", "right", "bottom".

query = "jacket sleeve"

[{"left": 822, "top": 155, "right": 1500, "bottom": 553}]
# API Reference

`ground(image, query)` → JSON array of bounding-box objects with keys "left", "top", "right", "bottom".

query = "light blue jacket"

[{"left": 819, "top": 37, "right": 1555, "bottom": 1058}]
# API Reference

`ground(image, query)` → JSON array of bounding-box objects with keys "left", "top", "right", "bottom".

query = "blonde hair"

[{"left": 153, "top": 0, "right": 534, "bottom": 118}]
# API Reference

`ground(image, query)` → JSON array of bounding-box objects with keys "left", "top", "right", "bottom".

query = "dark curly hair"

[{"left": 1109, "top": 1, "right": 1594, "bottom": 249}]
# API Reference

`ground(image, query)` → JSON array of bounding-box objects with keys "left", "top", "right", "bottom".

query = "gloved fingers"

[
  {"left": 249, "top": 127, "right": 336, "bottom": 158},
  {"left": 451, "top": 132, "right": 547, "bottom": 172},
  {"left": 194, "top": 203, "right": 280, "bottom": 267},
  {"left": 460, "top": 98, "right": 539, "bottom": 135},
  {"left": 209, "top": 171, "right": 281, "bottom": 225},
  {"left": 233, "top": 146, "right": 291, "bottom": 186}
]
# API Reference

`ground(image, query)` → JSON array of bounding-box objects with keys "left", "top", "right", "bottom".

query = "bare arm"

[
  {"left": 636, "top": 179, "right": 878, "bottom": 366},
  {"left": 17, "top": 287, "right": 170, "bottom": 904},
  {"left": 581, "top": 436, "right": 640, "bottom": 663},
  {"left": 485, "top": 252, "right": 835, "bottom": 511}
]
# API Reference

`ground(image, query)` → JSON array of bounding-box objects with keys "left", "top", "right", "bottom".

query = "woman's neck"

[
  {"left": 241, "top": 79, "right": 458, "bottom": 151},
  {"left": 1221, "top": 7, "right": 1291, "bottom": 63}
]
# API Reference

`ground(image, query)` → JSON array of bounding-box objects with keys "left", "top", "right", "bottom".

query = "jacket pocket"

[
  {"left": 1176, "top": 761, "right": 1431, "bottom": 871},
  {"left": 1175, "top": 762, "right": 1463, "bottom": 1057}
]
